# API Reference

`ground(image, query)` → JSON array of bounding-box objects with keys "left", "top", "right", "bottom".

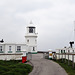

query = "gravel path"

[{"left": 29, "top": 54, "right": 68, "bottom": 75}]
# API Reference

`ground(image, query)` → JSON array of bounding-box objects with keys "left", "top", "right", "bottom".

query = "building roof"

[
  {"left": 0, "top": 43, "right": 26, "bottom": 45},
  {"left": 27, "top": 21, "right": 35, "bottom": 27}
]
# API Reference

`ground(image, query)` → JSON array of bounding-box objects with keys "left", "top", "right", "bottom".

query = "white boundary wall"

[
  {"left": 0, "top": 53, "right": 22, "bottom": 60},
  {"left": 56, "top": 54, "right": 75, "bottom": 62}
]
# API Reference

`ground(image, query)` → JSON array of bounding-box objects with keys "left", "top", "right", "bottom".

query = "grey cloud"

[{"left": 0, "top": 0, "right": 75, "bottom": 51}]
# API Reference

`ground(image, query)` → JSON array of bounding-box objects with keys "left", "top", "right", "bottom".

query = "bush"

[
  {"left": 3, "top": 68, "right": 28, "bottom": 75},
  {"left": 53, "top": 59, "right": 75, "bottom": 75},
  {"left": 0, "top": 65, "right": 9, "bottom": 71},
  {"left": 0, "top": 60, "right": 32, "bottom": 75}
]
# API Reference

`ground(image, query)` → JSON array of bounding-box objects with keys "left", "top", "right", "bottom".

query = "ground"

[{"left": 29, "top": 53, "right": 68, "bottom": 75}]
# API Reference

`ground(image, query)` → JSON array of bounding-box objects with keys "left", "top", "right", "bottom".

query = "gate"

[
  {"left": 43, "top": 53, "right": 49, "bottom": 59},
  {"left": 27, "top": 52, "right": 32, "bottom": 61}
]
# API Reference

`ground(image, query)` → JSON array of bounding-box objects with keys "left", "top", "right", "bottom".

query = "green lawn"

[
  {"left": 0, "top": 60, "right": 32, "bottom": 75},
  {"left": 53, "top": 59, "right": 75, "bottom": 75}
]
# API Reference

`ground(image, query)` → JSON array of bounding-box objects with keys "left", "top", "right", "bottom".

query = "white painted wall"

[
  {"left": 25, "top": 23, "right": 38, "bottom": 53},
  {"left": 0, "top": 54, "right": 22, "bottom": 60},
  {"left": 0, "top": 43, "right": 27, "bottom": 60},
  {"left": 0, "top": 44, "right": 5, "bottom": 53},
  {"left": 4, "top": 44, "right": 16, "bottom": 53},
  {"left": 0, "top": 43, "right": 26, "bottom": 53},
  {"left": 56, "top": 48, "right": 75, "bottom": 62}
]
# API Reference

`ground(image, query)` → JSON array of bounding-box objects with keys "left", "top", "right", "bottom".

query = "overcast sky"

[{"left": 0, "top": 0, "right": 75, "bottom": 51}]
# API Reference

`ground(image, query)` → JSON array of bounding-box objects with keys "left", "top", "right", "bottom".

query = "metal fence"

[
  {"left": 43, "top": 53, "right": 49, "bottom": 59},
  {"left": 27, "top": 52, "right": 32, "bottom": 61}
]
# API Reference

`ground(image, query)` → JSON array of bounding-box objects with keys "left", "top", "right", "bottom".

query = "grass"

[
  {"left": 53, "top": 59, "right": 75, "bottom": 75},
  {"left": 0, "top": 60, "right": 32, "bottom": 75}
]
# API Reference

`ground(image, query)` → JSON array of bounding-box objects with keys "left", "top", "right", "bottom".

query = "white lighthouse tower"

[{"left": 25, "top": 22, "right": 38, "bottom": 54}]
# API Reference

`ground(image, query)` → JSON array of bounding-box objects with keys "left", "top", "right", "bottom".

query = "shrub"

[
  {"left": 0, "top": 65, "right": 9, "bottom": 71},
  {"left": 0, "top": 60, "right": 32, "bottom": 75}
]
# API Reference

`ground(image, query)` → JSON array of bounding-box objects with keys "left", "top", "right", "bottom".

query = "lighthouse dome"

[{"left": 27, "top": 21, "right": 35, "bottom": 28}]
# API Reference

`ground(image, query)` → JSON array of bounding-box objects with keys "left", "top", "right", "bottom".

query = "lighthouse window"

[
  {"left": 29, "top": 28, "right": 33, "bottom": 33},
  {"left": 29, "top": 27, "right": 35, "bottom": 33},
  {"left": 33, "top": 47, "right": 35, "bottom": 51},
  {"left": 0, "top": 46, "right": 2, "bottom": 51},
  {"left": 27, "top": 39, "right": 29, "bottom": 42},
  {"left": 17, "top": 46, "right": 21, "bottom": 51},
  {"left": 9, "top": 46, "right": 11, "bottom": 51}
]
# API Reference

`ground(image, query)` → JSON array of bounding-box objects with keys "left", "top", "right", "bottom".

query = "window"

[
  {"left": 61, "top": 50, "right": 63, "bottom": 53},
  {"left": 68, "top": 50, "right": 70, "bottom": 53},
  {"left": 64, "top": 50, "right": 65, "bottom": 53},
  {"left": 29, "top": 28, "right": 33, "bottom": 33},
  {"left": 27, "top": 39, "right": 29, "bottom": 43},
  {"left": 9, "top": 46, "right": 11, "bottom": 51},
  {"left": 33, "top": 47, "right": 35, "bottom": 51},
  {"left": 0, "top": 46, "right": 2, "bottom": 51},
  {"left": 17, "top": 46, "right": 21, "bottom": 51},
  {"left": 29, "top": 27, "right": 35, "bottom": 33}
]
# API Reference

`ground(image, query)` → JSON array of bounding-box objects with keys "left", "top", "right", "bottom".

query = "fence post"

[
  {"left": 59, "top": 53, "right": 60, "bottom": 59},
  {"left": 68, "top": 50, "right": 70, "bottom": 65},
  {"left": 55, "top": 53, "right": 57, "bottom": 60},
  {"left": 59, "top": 50, "right": 60, "bottom": 59},
  {"left": 65, "top": 53, "right": 66, "bottom": 63},
  {"left": 72, "top": 54, "right": 74, "bottom": 68},
  {"left": 62, "top": 53, "right": 63, "bottom": 62}
]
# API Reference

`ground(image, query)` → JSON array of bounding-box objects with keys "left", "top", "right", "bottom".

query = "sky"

[{"left": 0, "top": 0, "right": 75, "bottom": 51}]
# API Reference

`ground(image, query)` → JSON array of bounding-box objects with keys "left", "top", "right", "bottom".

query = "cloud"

[{"left": 0, "top": 0, "right": 75, "bottom": 51}]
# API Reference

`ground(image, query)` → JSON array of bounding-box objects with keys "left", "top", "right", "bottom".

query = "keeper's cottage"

[{"left": 0, "top": 22, "right": 38, "bottom": 60}]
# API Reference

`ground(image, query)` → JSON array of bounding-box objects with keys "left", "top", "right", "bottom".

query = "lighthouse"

[{"left": 25, "top": 22, "right": 38, "bottom": 54}]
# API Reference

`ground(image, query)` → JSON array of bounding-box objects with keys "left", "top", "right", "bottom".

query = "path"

[{"left": 29, "top": 53, "right": 68, "bottom": 75}]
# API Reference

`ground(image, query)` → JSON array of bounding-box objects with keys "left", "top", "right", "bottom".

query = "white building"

[
  {"left": 0, "top": 22, "right": 38, "bottom": 60},
  {"left": 56, "top": 47, "right": 75, "bottom": 54},
  {"left": 25, "top": 22, "right": 37, "bottom": 54},
  {"left": 56, "top": 47, "right": 75, "bottom": 62},
  {"left": 0, "top": 43, "right": 27, "bottom": 53}
]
